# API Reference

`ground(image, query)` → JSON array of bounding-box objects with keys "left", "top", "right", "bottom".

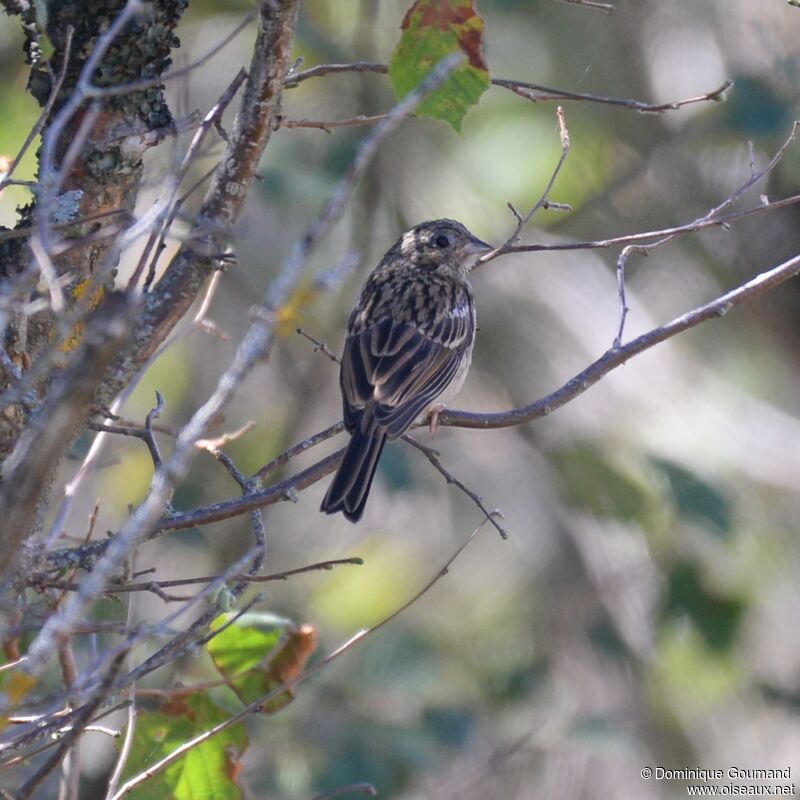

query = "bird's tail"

[{"left": 320, "top": 428, "right": 387, "bottom": 523}]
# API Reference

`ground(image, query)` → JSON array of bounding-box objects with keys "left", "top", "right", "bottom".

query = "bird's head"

[{"left": 395, "top": 219, "right": 493, "bottom": 274}]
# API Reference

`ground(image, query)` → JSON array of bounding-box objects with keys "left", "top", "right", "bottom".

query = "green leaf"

[
  {"left": 121, "top": 694, "right": 247, "bottom": 800},
  {"left": 389, "top": 0, "right": 490, "bottom": 131},
  {"left": 208, "top": 613, "right": 318, "bottom": 713},
  {"left": 208, "top": 613, "right": 289, "bottom": 679}
]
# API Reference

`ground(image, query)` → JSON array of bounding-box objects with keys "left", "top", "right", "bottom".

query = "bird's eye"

[{"left": 434, "top": 234, "right": 450, "bottom": 248}]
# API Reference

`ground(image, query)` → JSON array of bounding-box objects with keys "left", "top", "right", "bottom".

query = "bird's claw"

[{"left": 428, "top": 403, "right": 445, "bottom": 435}]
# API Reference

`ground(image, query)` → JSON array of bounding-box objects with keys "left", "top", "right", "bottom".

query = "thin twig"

[
  {"left": 479, "top": 106, "right": 571, "bottom": 266},
  {"left": 610, "top": 120, "right": 799, "bottom": 344},
  {"left": 103, "top": 577, "right": 138, "bottom": 800},
  {"left": 195, "top": 421, "right": 254, "bottom": 453},
  {"left": 191, "top": 271, "right": 228, "bottom": 341},
  {"left": 558, "top": 0, "right": 616, "bottom": 12},
  {"left": 296, "top": 327, "right": 340, "bottom": 363},
  {"left": 283, "top": 60, "right": 388, "bottom": 87},
  {"left": 16, "top": 653, "right": 126, "bottom": 800},
  {"left": 23, "top": 2, "right": 309, "bottom": 675},
  {"left": 280, "top": 113, "right": 389, "bottom": 131},
  {"left": 402, "top": 436, "right": 507, "bottom": 539},
  {"left": 284, "top": 60, "right": 732, "bottom": 115},
  {"left": 145, "top": 249, "right": 800, "bottom": 533},
  {"left": 37, "top": 558, "right": 364, "bottom": 595},
  {"left": 143, "top": 392, "right": 165, "bottom": 471},
  {"left": 496, "top": 192, "right": 800, "bottom": 257},
  {"left": 88, "top": 421, "right": 175, "bottom": 439},
  {"left": 493, "top": 77, "right": 733, "bottom": 113},
  {"left": 32, "top": 0, "right": 145, "bottom": 312},
  {"left": 201, "top": 443, "right": 266, "bottom": 575},
  {"left": 89, "top": 9, "right": 257, "bottom": 100},
  {"left": 82, "top": 402, "right": 165, "bottom": 478},
  {"left": 108, "top": 515, "right": 496, "bottom": 799},
  {"left": 0, "top": 209, "right": 131, "bottom": 244},
  {"left": 0, "top": 27, "right": 74, "bottom": 193},
  {"left": 128, "top": 69, "right": 248, "bottom": 292}
]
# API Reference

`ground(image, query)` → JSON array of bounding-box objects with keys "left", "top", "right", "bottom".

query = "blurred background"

[{"left": 3, "top": 0, "right": 800, "bottom": 797}]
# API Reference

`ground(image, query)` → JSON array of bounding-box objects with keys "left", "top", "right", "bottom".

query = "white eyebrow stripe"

[{"left": 401, "top": 230, "right": 420, "bottom": 254}]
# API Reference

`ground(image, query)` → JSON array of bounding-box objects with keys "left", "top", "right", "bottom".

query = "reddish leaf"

[{"left": 390, "top": 0, "right": 490, "bottom": 131}]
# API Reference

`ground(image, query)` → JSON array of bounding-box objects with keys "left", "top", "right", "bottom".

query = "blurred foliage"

[
  {"left": 652, "top": 458, "right": 732, "bottom": 536},
  {"left": 2, "top": 0, "right": 800, "bottom": 797},
  {"left": 309, "top": 537, "right": 418, "bottom": 629},
  {"left": 557, "top": 444, "right": 656, "bottom": 523}
]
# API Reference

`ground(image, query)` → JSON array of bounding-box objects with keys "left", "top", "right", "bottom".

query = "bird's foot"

[{"left": 427, "top": 403, "right": 445, "bottom": 435}]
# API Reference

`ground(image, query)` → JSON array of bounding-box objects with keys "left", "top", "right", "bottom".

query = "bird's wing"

[{"left": 340, "top": 309, "right": 473, "bottom": 439}]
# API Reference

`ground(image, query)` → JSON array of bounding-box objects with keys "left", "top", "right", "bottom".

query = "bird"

[{"left": 321, "top": 219, "right": 493, "bottom": 522}]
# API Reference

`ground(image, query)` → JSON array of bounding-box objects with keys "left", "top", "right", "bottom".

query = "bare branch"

[
  {"left": 254, "top": 422, "right": 344, "bottom": 481},
  {"left": 201, "top": 443, "right": 266, "bottom": 574},
  {"left": 284, "top": 60, "right": 732, "bottom": 115},
  {"left": 295, "top": 327, "right": 340, "bottom": 364},
  {"left": 497, "top": 192, "right": 800, "bottom": 257},
  {"left": 280, "top": 113, "right": 389, "bottom": 131},
  {"left": 44, "top": 54, "right": 468, "bottom": 685},
  {"left": 150, "top": 249, "right": 800, "bottom": 532},
  {"left": 283, "top": 61, "right": 388, "bottom": 87},
  {"left": 143, "top": 393, "right": 165, "bottom": 470},
  {"left": 98, "top": 0, "right": 301, "bottom": 406},
  {"left": 557, "top": 0, "right": 616, "bottom": 11},
  {"left": 194, "top": 421, "right": 254, "bottom": 453},
  {"left": 0, "top": 295, "right": 136, "bottom": 581},
  {"left": 439, "top": 251, "right": 800, "bottom": 430},
  {"left": 0, "top": 26, "right": 74, "bottom": 193},
  {"left": 83, "top": 395, "right": 168, "bottom": 479},
  {"left": 39, "top": 557, "right": 364, "bottom": 596},
  {"left": 108, "top": 515, "right": 496, "bottom": 799},
  {"left": 495, "top": 77, "right": 733, "bottom": 113},
  {"left": 0, "top": 209, "right": 131, "bottom": 245},
  {"left": 610, "top": 120, "right": 798, "bottom": 344},
  {"left": 309, "top": 784, "right": 378, "bottom": 800},
  {"left": 127, "top": 68, "right": 248, "bottom": 292},
  {"left": 479, "top": 105, "right": 572, "bottom": 266},
  {"left": 16, "top": 652, "right": 125, "bottom": 800}
]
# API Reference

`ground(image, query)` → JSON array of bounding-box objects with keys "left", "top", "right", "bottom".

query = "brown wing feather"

[
  {"left": 324, "top": 220, "right": 488, "bottom": 522},
  {"left": 340, "top": 305, "right": 473, "bottom": 440}
]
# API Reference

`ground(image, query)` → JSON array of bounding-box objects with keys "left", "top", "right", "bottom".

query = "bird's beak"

[{"left": 462, "top": 235, "right": 494, "bottom": 255}]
